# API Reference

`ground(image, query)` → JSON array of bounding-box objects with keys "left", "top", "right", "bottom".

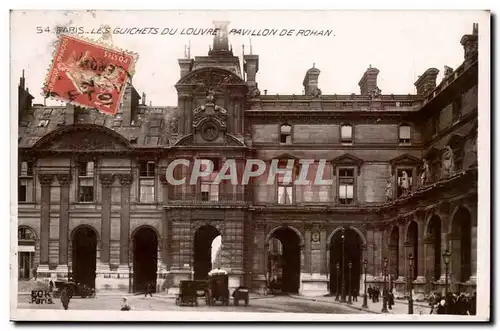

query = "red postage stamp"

[{"left": 42, "top": 34, "right": 138, "bottom": 115}]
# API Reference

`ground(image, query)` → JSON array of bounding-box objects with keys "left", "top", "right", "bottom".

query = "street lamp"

[
  {"left": 347, "top": 261, "right": 353, "bottom": 304},
  {"left": 129, "top": 269, "right": 133, "bottom": 294},
  {"left": 340, "top": 227, "right": 346, "bottom": 302},
  {"left": 408, "top": 253, "right": 414, "bottom": 314},
  {"left": 443, "top": 249, "right": 451, "bottom": 314},
  {"left": 362, "top": 259, "right": 368, "bottom": 308},
  {"left": 335, "top": 261, "right": 340, "bottom": 301},
  {"left": 381, "top": 257, "right": 388, "bottom": 313}
]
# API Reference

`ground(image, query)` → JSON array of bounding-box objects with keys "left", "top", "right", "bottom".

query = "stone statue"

[
  {"left": 369, "top": 87, "right": 382, "bottom": 99},
  {"left": 442, "top": 145, "right": 455, "bottom": 177},
  {"left": 385, "top": 181, "right": 393, "bottom": 201},
  {"left": 206, "top": 88, "right": 216, "bottom": 103},
  {"left": 444, "top": 65, "right": 454, "bottom": 77},
  {"left": 169, "top": 117, "right": 178, "bottom": 134},
  {"left": 247, "top": 87, "right": 261, "bottom": 99},
  {"left": 311, "top": 88, "right": 322, "bottom": 98},
  {"left": 420, "top": 159, "right": 431, "bottom": 187},
  {"left": 399, "top": 171, "right": 410, "bottom": 196}
]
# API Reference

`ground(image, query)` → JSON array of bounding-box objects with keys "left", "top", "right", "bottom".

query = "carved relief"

[
  {"left": 117, "top": 174, "right": 133, "bottom": 186},
  {"left": 442, "top": 145, "right": 455, "bottom": 178},
  {"left": 385, "top": 181, "right": 393, "bottom": 201},
  {"left": 38, "top": 173, "right": 55, "bottom": 186},
  {"left": 49, "top": 131, "right": 128, "bottom": 151},
  {"left": 56, "top": 173, "right": 72, "bottom": 186},
  {"left": 99, "top": 173, "right": 115, "bottom": 186},
  {"left": 192, "top": 104, "right": 227, "bottom": 132}
]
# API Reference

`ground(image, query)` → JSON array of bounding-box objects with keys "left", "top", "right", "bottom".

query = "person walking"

[
  {"left": 48, "top": 279, "right": 54, "bottom": 293},
  {"left": 352, "top": 288, "right": 358, "bottom": 302},
  {"left": 60, "top": 288, "right": 70, "bottom": 310},
  {"left": 144, "top": 283, "right": 153, "bottom": 297}
]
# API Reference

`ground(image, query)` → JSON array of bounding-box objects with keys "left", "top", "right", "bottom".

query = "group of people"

[
  {"left": 429, "top": 291, "right": 477, "bottom": 315},
  {"left": 367, "top": 286, "right": 395, "bottom": 309}
]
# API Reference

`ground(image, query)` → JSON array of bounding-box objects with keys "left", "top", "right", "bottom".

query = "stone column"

[
  {"left": 467, "top": 225, "right": 477, "bottom": 284},
  {"left": 448, "top": 233, "right": 461, "bottom": 284},
  {"left": 56, "top": 173, "right": 72, "bottom": 277},
  {"left": 98, "top": 174, "right": 114, "bottom": 272},
  {"left": 304, "top": 226, "right": 312, "bottom": 273},
  {"left": 424, "top": 236, "right": 436, "bottom": 294},
  {"left": 397, "top": 224, "right": 406, "bottom": 281},
  {"left": 413, "top": 220, "right": 427, "bottom": 299},
  {"left": 117, "top": 174, "right": 133, "bottom": 276},
  {"left": 319, "top": 227, "right": 327, "bottom": 275},
  {"left": 37, "top": 173, "right": 54, "bottom": 277}
]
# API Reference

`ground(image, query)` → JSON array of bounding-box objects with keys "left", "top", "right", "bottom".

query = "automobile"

[
  {"left": 206, "top": 270, "right": 229, "bottom": 306},
  {"left": 232, "top": 286, "right": 249, "bottom": 306},
  {"left": 53, "top": 280, "right": 95, "bottom": 299},
  {"left": 175, "top": 280, "right": 198, "bottom": 307}
]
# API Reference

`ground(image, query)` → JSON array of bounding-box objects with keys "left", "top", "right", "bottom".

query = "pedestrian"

[
  {"left": 352, "top": 288, "right": 358, "bottom": 302},
  {"left": 144, "top": 283, "right": 153, "bottom": 297},
  {"left": 368, "top": 286, "right": 373, "bottom": 300},
  {"left": 121, "top": 297, "right": 131, "bottom": 311},
  {"left": 388, "top": 289, "right": 395, "bottom": 310},
  {"left": 60, "top": 288, "right": 70, "bottom": 310},
  {"left": 48, "top": 279, "right": 54, "bottom": 293}
]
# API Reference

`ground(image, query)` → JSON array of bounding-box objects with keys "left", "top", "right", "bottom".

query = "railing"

[{"left": 165, "top": 193, "right": 248, "bottom": 205}]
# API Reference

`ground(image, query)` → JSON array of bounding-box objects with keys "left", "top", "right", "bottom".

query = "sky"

[{"left": 10, "top": 10, "right": 488, "bottom": 107}]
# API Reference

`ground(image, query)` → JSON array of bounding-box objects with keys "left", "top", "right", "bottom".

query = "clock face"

[
  {"left": 201, "top": 122, "right": 219, "bottom": 141},
  {"left": 312, "top": 232, "right": 320, "bottom": 242}
]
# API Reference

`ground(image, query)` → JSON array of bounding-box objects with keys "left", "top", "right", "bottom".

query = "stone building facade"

[{"left": 17, "top": 22, "right": 479, "bottom": 297}]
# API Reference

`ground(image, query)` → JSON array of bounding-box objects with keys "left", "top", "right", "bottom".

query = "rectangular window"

[
  {"left": 79, "top": 161, "right": 94, "bottom": 177},
  {"left": 201, "top": 183, "right": 218, "bottom": 201},
  {"left": 341, "top": 125, "right": 353, "bottom": 142},
  {"left": 78, "top": 185, "right": 94, "bottom": 202},
  {"left": 277, "top": 186, "right": 293, "bottom": 204},
  {"left": 18, "top": 183, "right": 27, "bottom": 202},
  {"left": 20, "top": 161, "right": 34, "bottom": 177},
  {"left": 338, "top": 168, "right": 354, "bottom": 205},
  {"left": 139, "top": 161, "right": 155, "bottom": 177},
  {"left": 399, "top": 125, "right": 411, "bottom": 144},
  {"left": 139, "top": 179, "right": 155, "bottom": 202},
  {"left": 280, "top": 125, "right": 292, "bottom": 144}
]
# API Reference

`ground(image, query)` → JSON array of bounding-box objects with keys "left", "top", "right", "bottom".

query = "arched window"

[
  {"left": 399, "top": 124, "right": 411, "bottom": 144},
  {"left": 340, "top": 124, "right": 353, "bottom": 143},
  {"left": 18, "top": 226, "right": 36, "bottom": 280},
  {"left": 280, "top": 124, "right": 292, "bottom": 144}
]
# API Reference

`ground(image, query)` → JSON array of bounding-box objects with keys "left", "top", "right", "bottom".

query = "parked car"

[
  {"left": 53, "top": 280, "right": 95, "bottom": 299},
  {"left": 175, "top": 281, "right": 198, "bottom": 307},
  {"left": 232, "top": 286, "right": 249, "bottom": 306}
]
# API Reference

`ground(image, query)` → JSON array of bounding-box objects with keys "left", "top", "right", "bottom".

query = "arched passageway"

[
  {"left": 329, "top": 228, "right": 363, "bottom": 298},
  {"left": 133, "top": 226, "right": 158, "bottom": 293},
  {"left": 193, "top": 225, "right": 221, "bottom": 280},
  {"left": 267, "top": 227, "right": 301, "bottom": 294},
  {"left": 72, "top": 226, "right": 97, "bottom": 288}
]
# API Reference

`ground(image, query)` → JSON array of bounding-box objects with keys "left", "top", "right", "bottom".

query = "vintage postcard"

[{"left": 10, "top": 10, "right": 490, "bottom": 322}]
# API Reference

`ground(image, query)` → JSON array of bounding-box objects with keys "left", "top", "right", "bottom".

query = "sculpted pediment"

[
  {"left": 390, "top": 153, "right": 421, "bottom": 166},
  {"left": 176, "top": 67, "right": 245, "bottom": 93},
  {"left": 32, "top": 125, "right": 131, "bottom": 151}
]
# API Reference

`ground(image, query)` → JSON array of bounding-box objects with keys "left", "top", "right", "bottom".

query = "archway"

[
  {"left": 267, "top": 227, "right": 301, "bottom": 294},
  {"left": 133, "top": 227, "right": 158, "bottom": 293},
  {"left": 451, "top": 207, "right": 472, "bottom": 282},
  {"left": 427, "top": 215, "right": 442, "bottom": 281},
  {"left": 329, "top": 228, "right": 363, "bottom": 297},
  {"left": 193, "top": 225, "right": 221, "bottom": 280},
  {"left": 389, "top": 226, "right": 399, "bottom": 279},
  {"left": 406, "top": 222, "right": 418, "bottom": 281},
  {"left": 18, "top": 226, "right": 37, "bottom": 280},
  {"left": 72, "top": 226, "right": 97, "bottom": 288}
]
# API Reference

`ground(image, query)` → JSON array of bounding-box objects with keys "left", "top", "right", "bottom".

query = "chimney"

[
  {"left": 178, "top": 58, "right": 193, "bottom": 79},
  {"left": 460, "top": 23, "right": 478, "bottom": 64},
  {"left": 358, "top": 66, "right": 379, "bottom": 95},
  {"left": 209, "top": 21, "right": 232, "bottom": 56},
  {"left": 142, "top": 92, "right": 146, "bottom": 106},
  {"left": 65, "top": 103, "right": 75, "bottom": 125},
  {"left": 302, "top": 65, "right": 320, "bottom": 96},
  {"left": 244, "top": 54, "right": 259, "bottom": 87},
  {"left": 18, "top": 70, "right": 33, "bottom": 118},
  {"left": 414, "top": 68, "right": 439, "bottom": 96},
  {"left": 121, "top": 84, "right": 140, "bottom": 126}
]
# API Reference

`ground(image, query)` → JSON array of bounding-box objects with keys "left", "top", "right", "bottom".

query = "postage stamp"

[
  {"left": 42, "top": 34, "right": 138, "bottom": 115},
  {"left": 9, "top": 10, "right": 490, "bottom": 323}
]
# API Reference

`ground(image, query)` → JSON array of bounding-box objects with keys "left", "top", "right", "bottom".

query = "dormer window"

[
  {"left": 399, "top": 124, "right": 411, "bottom": 144},
  {"left": 280, "top": 124, "right": 292, "bottom": 144},
  {"left": 340, "top": 124, "right": 353, "bottom": 143}
]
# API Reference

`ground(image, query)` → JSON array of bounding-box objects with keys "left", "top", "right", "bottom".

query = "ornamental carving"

[
  {"left": 246, "top": 87, "right": 261, "bottom": 99},
  {"left": 117, "top": 174, "right": 133, "bottom": 186},
  {"left": 48, "top": 131, "right": 129, "bottom": 151},
  {"left": 56, "top": 173, "right": 72, "bottom": 186},
  {"left": 192, "top": 104, "right": 227, "bottom": 132},
  {"left": 178, "top": 68, "right": 244, "bottom": 92},
  {"left": 38, "top": 173, "right": 54, "bottom": 186},
  {"left": 442, "top": 145, "right": 455, "bottom": 178},
  {"left": 200, "top": 121, "right": 220, "bottom": 141},
  {"left": 99, "top": 174, "right": 115, "bottom": 186}
]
